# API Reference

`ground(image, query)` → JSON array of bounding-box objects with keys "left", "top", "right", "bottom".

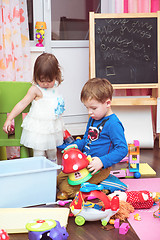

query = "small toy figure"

[
  {"left": 35, "top": 22, "right": 47, "bottom": 47},
  {"left": 63, "top": 129, "right": 74, "bottom": 144},
  {"left": 70, "top": 183, "right": 119, "bottom": 226},
  {"left": 134, "top": 213, "right": 141, "bottom": 221},
  {"left": 0, "top": 229, "right": 9, "bottom": 240},
  {"left": 26, "top": 219, "right": 69, "bottom": 240}
]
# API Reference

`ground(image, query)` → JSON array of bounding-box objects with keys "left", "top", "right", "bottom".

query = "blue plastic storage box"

[{"left": 0, "top": 157, "right": 61, "bottom": 207}]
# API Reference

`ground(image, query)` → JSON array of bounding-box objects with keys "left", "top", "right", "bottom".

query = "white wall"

[{"left": 52, "top": 46, "right": 88, "bottom": 135}]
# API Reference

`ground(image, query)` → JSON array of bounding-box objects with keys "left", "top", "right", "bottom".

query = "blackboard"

[{"left": 89, "top": 12, "right": 159, "bottom": 87}]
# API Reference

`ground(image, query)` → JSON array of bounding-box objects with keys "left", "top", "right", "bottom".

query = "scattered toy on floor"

[
  {"left": 108, "top": 190, "right": 160, "bottom": 209},
  {"left": 119, "top": 223, "right": 130, "bottom": 235},
  {"left": 70, "top": 183, "right": 119, "bottom": 226},
  {"left": 26, "top": 219, "right": 69, "bottom": 240},
  {"left": 111, "top": 140, "right": 141, "bottom": 179},
  {"left": 134, "top": 213, "right": 141, "bottom": 221},
  {"left": 0, "top": 229, "right": 9, "bottom": 240},
  {"left": 46, "top": 199, "right": 72, "bottom": 206}
]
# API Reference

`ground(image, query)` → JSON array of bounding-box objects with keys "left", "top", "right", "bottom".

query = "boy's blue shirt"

[{"left": 59, "top": 113, "right": 128, "bottom": 169}]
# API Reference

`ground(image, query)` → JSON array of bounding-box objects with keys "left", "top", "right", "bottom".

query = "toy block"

[
  {"left": 119, "top": 223, "right": 130, "bottom": 235},
  {"left": 114, "top": 219, "right": 120, "bottom": 228},
  {"left": 130, "top": 163, "right": 156, "bottom": 177}
]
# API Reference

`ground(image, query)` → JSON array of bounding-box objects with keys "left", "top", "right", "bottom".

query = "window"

[
  {"left": 27, "top": 0, "right": 101, "bottom": 41},
  {"left": 51, "top": 0, "right": 101, "bottom": 40},
  {"left": 27, "top": 0, "right": 34, "bottom": 40}
]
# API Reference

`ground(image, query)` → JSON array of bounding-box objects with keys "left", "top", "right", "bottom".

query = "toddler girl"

[{"left": 3, "top": 53, "right": 65, "bottom": 162}]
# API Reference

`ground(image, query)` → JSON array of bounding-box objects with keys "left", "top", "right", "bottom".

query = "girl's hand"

[
  {"left": 87, "top": 157, "right": 103, "bottom": 175},
  {"left": 3, "top": 119, "right": 12, "bottom": 134}
]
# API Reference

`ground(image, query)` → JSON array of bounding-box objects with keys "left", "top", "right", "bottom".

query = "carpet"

[{"left": 121, "top": 178, "right": 160, "bottom": 240}]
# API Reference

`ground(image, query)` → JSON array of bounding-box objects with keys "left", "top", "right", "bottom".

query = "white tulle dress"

[{"left": 20, "top": 84, "right": 64, "bottom": 151}]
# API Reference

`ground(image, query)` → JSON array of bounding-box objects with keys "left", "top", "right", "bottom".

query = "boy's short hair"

[{"left": 81, "top": 78, "right": 113, "bottom": 103}]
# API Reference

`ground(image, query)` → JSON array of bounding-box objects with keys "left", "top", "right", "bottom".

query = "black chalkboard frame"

[{"left": 89, "top": 12, "right": 160, "bottom": 97}]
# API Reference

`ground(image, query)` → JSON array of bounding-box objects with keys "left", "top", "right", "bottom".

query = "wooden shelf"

[{"left": 112, "top": 97, "right": 157, "bottom": 106}]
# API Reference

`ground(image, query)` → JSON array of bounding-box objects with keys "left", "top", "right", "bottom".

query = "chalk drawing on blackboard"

[
  {"left": 153, "top": 62, "right": 157, "bottom": 71},
  {"left": 94, "top": 17, "right": 158, "bottom": 84},
  {"left": 130, "top": 65, "right": 136, "bottom": 81},
  {"left": 106, "top": 66, "right": 115, "bottom": 76}
]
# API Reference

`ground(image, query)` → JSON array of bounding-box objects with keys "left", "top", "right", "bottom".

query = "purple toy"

[{"left": 26, "top": 219, "right": 69, "bottom": 240}]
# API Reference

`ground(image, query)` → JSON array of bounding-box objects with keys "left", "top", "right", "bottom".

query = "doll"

[{"left": 108, "top": 190, "right": 160, "bottom": 209}]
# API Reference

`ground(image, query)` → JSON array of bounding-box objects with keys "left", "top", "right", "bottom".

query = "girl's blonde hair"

[
  {"left": 33, "top": 53, "right": 62, "bottom": 85},
  {"left": 81, "top": 78, "right": 113, "bottom": 103}
]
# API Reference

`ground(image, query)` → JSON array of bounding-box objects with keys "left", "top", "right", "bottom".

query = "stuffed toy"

[{"left": 108, "top": 190, "right": 160, "bottom": 209}]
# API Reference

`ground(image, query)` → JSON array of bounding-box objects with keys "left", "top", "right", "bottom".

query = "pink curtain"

[
  {"left": 126, "top": 0, "right": 150, "bottom": 96},
  {"left": 151, "top": 0, "right": 159, "bottom": 12},
  {"left": 0, "top": 0, "right": 31, "bottom": 159},
  {"left": 0, "top": 0, "right": 31, "bottom": 82},
  {"left": 114, "top": 0, "right": 126, "bottom": 96},
  {"left": 124, "top": 0, "right": 128, "bottom": 13}
]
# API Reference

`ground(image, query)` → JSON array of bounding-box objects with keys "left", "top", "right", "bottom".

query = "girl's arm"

[{"left": 3, "top": 85, "right": 39, "bottom": 133}]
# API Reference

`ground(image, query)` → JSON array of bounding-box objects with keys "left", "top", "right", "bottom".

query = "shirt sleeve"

[{"left": 100, "top": 121, "right": 128, "bottom": 169}]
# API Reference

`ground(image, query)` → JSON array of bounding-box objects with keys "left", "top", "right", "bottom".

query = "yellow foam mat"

[
  {"left": 0, "top": 208, "right": 70, "bottom": 233},
  {"left": 130, "top": 163, "right": 156, "bottom": 177}
]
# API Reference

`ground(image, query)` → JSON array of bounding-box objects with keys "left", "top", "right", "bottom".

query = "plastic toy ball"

[
  {"left": 26, "top": 219, "right": 69, "bottom": 240},
  {"left": 0, "top": 229, "right": 9, "bottom": 240},
  {"left": 134, "top": 172, "right": 141, "bottom": 178}
]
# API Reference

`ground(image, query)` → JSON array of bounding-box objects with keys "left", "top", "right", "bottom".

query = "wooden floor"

[{"left": 9, "top": 139, "right": 160, "bottom": 240}]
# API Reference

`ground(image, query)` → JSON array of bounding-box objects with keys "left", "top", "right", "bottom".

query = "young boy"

[{"left": 57, "top": 78, "right": 128, "bottom": 199}]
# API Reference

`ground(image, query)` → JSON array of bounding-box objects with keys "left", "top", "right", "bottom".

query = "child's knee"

[
  {"left": 33, "top": 149, "right": 45, "bottom": 157},
  {"left": 46, "top": 149, "right": 57, "bottom": 161}
]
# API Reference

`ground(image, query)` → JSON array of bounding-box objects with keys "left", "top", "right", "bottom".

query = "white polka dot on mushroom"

[
  {"left": 64, "top": 154, "right": 68, "bottom": 159},
  {"left": 73, "top": 164, "right": 79, "bottom": 170},
  {"left": 78, "top": 154, "right": 82, "bottom": 159}
]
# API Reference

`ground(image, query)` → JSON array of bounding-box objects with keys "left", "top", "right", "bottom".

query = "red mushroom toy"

[
  {"left": 62, "top": 146, "right": 93, "bottom": 185},
  {"left": 0, "top": 229, "right": 9, "bottom": 240}
]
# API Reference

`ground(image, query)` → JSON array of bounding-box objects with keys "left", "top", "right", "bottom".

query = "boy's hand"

[
  {"left": 3, "top": 119, "right": 12, "bottom": 134},
  {"left": 87, "top": 157, "right": 103, "bottom": 175}
]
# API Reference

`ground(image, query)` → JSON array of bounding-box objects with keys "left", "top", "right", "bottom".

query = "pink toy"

[
  {"left": 119, "top": 223, "right": 130, "bottom": 235},
  {"left": 46, "top": 199, "right": 72, "bottom": 206},
  {"left": 0, "top": 229, "right": 9, "bottom": 240},
  {"left": 57, "top": 200, "right": 72, "bottom": 206},
  {"left": 114, "top": 219, "right": 120, "bottom": 228}
]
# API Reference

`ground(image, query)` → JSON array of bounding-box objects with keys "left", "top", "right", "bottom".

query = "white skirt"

[{"left": 20, "top": 115, "right": 64, "bottom": 150}]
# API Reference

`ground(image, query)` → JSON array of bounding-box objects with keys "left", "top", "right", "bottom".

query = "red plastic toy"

[
  {"left": 70, "top": 183, "right": 119, "bottom": 226},
  {"left": 62, "top": 146, "right": 93, "bottom": 185},
  {"left": 0, "top": 229, "right": 9, "bottom": 240}
]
